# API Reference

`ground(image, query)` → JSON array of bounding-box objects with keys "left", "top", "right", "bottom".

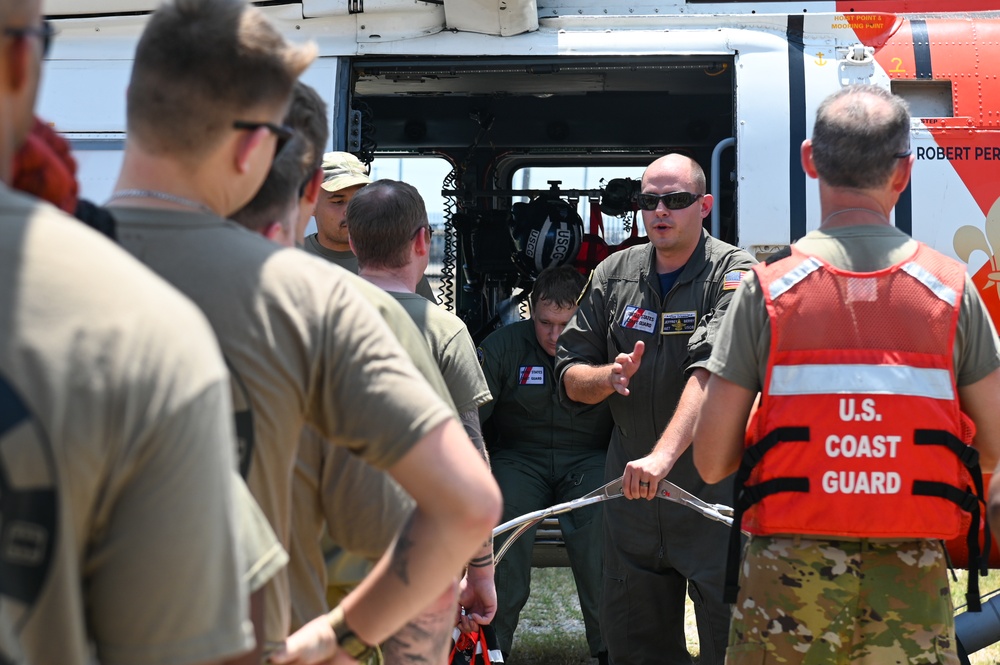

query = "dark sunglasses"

[
  {"left": 233, "top": 120, "right": 295, "bottom": 157},
  {"left": 5, "top": 20, "right": 55, "bottom": 57},
  {"left": 636, "top": 191, "right": 703, "bottom": 211}
]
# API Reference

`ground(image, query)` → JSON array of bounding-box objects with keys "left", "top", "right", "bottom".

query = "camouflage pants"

[{"left": 725, "top": 536, "right": 959, "bottom": 665}]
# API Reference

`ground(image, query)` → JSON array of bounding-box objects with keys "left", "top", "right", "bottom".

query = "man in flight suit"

[
  {"left": 479, "top": 265, "right": 613, "bottom": 663},
  {"left": 557, "top": 154, "right": 755, "bottom": 665}
]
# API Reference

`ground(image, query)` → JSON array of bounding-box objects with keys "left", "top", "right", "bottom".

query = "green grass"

[
  {"left": 508, "top": 568, "right": 591, "bottom": 664},
  {"left": 508, "top": 567, "right": 1000, "bottom": 664},
  {"left": 508, "top": 568, "right": 700, "bottom": 664}
]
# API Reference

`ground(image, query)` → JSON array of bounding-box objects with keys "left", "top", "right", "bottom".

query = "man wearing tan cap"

[
  {"left": 305, "top": 151, "right": 438, "bottom": 301},
  {"left": 303, "top": 151, "right": 369, "bottom": 271}
]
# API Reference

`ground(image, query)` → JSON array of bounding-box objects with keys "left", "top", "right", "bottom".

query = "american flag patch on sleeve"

[{"left": 723, "top": 270, "right": 747, "bottom": 291}]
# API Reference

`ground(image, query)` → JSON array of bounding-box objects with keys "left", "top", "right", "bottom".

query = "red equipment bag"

[
  {"left": 449, "top": 624, "right": 504, "bottom": 665},
  {"left": 574, "top": 200, "right": 610, "bottom": 275}
]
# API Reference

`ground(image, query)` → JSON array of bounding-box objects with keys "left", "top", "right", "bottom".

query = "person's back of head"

[
  {"left": 346, "top": 179, "right": 428, "bottom": 270},
  {"left": 286, "top": 82, "right": 329, "bottom": 178},
  {"left": 126, "top": 0, "right": 315, "bottom": 162},
  {"left": 811, "top": 85, "right": 910, "bottom": 190},
  {"left": 231, "top": 81, "right": 331, "bottom": 239},
  {"left": 531, "top": 265, "right": 586, "bottom": 310},
  {"left": 230, "top": 135, "right": 305, "bottom": 238}
]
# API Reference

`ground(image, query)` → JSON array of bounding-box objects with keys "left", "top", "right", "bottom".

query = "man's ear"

[
  {"left": 890, "top": 154, "right": 915, "bottom": 194},
  {"left": 413, "top": 225, "right": 431, "bottom": 257},
  {"left": 699, "top": 193, "right": 714, "bottom": 220},
  {"left": 234, "top": 126, "right": 269, "bottom": 174},
  {"left": 262, "top": 221, "right": 283, "bottom": 241},
  {"left": 303, "top": 168, "right": 323, "bottom": 206},
  {"left": 800, "top": 139, "right": 821, "bottom": 180}
]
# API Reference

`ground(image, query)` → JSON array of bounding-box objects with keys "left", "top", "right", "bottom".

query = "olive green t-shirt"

[
  {"left": 304, "top": 232, "right": 359, "bottom": 272},
  {"left": 708, "top": 225, "right": 1000, "bottom": 390},
  {"left": 287, "top": 273, "right": 455, "bottom": 630},
  {"left": 113, "top": 207, "right": 455, "bottom": 645},
  {"left": 389, "top": 291, "right": 492, "bottom": 413},
  {"left": 0, "top": 188, "right": 252, "bottom": 665}
]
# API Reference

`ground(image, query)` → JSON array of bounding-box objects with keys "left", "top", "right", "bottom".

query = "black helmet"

[{"left": 509, "top": 197, "right": 583, "bottom": 278}]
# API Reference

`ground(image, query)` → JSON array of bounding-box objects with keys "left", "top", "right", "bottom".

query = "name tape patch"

[
  {"left": 620, "top": 306, "right": 657, "bottom": 334},
  {"left": 518, "top": 366, "right": 545, "bottom": 385},
  {"left": 661, "top": 311, "right": 697, "bottom": 335}
]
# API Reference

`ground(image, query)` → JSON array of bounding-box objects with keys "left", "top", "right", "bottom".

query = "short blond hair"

[{"left": 127, "top": 0, "right": 316, "bottom": 158}]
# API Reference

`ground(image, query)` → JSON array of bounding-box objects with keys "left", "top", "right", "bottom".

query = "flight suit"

[
  {"left": 556, "top": 231, "right": 755, "bottom": 665},
  {"left": 480, "top": 320, "right": 613, "bottom": 658}
]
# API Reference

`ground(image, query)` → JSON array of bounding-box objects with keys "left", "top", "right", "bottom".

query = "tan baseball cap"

[{"left": 320, "top": 151, "right": 372, "bottom": 192}]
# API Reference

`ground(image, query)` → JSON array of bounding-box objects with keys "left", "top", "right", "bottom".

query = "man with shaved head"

[{"left": 558, "top": 153, "right": 755, "bottom": 665}]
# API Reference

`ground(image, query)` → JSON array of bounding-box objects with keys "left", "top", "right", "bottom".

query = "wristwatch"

[{"left": 327, "top": 605, "right": 377, "bottom": 662}]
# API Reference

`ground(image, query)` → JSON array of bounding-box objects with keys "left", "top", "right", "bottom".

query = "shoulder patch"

[{"left": 723, "top": 270, "right": 748, "bottom": 291}]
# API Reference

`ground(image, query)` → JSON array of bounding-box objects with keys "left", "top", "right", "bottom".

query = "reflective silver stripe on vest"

[
  {"left": 770, "top": 364, "right": 955, "bottom": 400},
  {"left": 768, "top": 256, "right": 823, "bottom": 300},
  {"left": 901, "top": 261, "right": 958, "bottom": 307}
]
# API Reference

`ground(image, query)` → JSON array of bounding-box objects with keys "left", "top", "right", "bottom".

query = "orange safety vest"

[{"left": 724, "top": 244, "right": 987, "bottom": 607}]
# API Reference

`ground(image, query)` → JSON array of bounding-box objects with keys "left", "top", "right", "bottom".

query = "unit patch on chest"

[
  {"left": 518, "top": 366, "right": 545, "bottom": 385},
  {"left": 619, "top": 305, "right": 657, "bottom": 334},
  {"left": 661, "top": 310, "right": 697, "bottom": 335}
]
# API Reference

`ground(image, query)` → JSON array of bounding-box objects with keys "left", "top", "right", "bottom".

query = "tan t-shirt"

[
  {"left": 288, "top": 273, "right": 455, "bottom": 630},
  {"left": 113, "top": 207, "right": 454, "bottom": 645},
  {"left": 0, "top": 187, "right": 251, "bottom": 665},
  {"left": 234, "top": 472, "right": 289, "bottom": 594},
  {"left": 708, "top": 225, "right": 1000, "bottom": 390},
  {"left": 389, "top": 291, "right": 492, "bottom": 413},
  {"left": 289, "top": 428, "right": 416, "bottom": 628}
]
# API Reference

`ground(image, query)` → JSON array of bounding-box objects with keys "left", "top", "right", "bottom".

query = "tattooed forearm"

[
  {"left": 390, "top": 513, "right": 416, "bottom": 585},
  {"left": 468, "top": 553, "right": 493, "bottom": 569},
  {"left": 380, "top": 603, "right": 453, "bottom": 664}
]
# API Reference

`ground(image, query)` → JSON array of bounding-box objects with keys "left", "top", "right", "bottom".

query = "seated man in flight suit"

[{"left": 479, "top": 265, "right": 613, "bottom": 664}]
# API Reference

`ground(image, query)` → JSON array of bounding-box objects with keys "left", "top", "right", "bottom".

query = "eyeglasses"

[
  {"left": 894, "top": 148, "right": 912, "bottom": 159},
  {"left": 635, "top": 191, "right": 704, "bottom": 211},
  {"left": 5, "top": 20, "right": 55, "bottom": 57},
  {"left": 233, "top": 120, "right": 295, "bottom": 157},
  {"left": 411, "top": 224, "right": 433, "bottom": 240}
]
